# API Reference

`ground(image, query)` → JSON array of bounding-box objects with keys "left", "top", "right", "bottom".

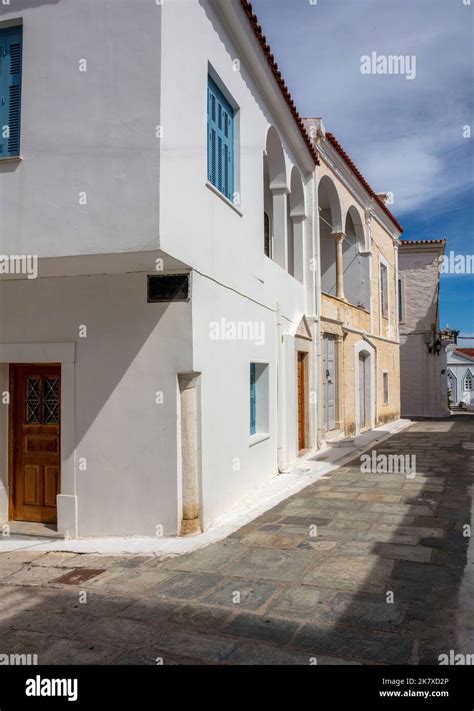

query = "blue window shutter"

[
  {"left": 207, "top": 76, "right": 234, "bottom": 201},
  {"left": 0, "top": 26, "right": 22, "bottom": 158},
  {"left": 250, "top": 363, "right": 256, "bottom": 435}
]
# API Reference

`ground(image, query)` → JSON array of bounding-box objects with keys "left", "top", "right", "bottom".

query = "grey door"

[{"left": 322, "top": 336, "right": 336, "bottom": 431}]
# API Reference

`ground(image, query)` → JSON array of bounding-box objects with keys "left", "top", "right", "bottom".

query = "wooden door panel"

[
  {"left": 44, "top": 467, "right": 59, "bottom": 508},
  {"left": 24, "top": 465, "right": 40, "bottom": 506},
  {"left": 25, "top": 435, "right": 58, "bottom": 454},
  {"left": 10, "top": 365, "right": 61, "bottom": 523}
]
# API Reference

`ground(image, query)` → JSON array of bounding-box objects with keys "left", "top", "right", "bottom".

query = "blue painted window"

[
  {"left": 207, "top": 76, "right": 234, "bottom": 201},
  {"left": 250, "top": 363, "right": 256, "bottom": 435},
  {"left": 0, "top": 25, "right": 23, "bottom": 158}
]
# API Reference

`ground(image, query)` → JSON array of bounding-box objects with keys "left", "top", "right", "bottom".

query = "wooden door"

[
  {"left": 297, "top": 352, "right": 306, "bottom": 451},
  {"left": 322, "top": 336, "right": 336, "bottom": 431},
  {"left": 10, "top": 365, "right": 61, "bottom": 523}
]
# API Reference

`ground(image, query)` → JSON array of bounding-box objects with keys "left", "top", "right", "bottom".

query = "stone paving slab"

[
  {"left": 292, "top": 622, "right": 413, "bottom": 664},
  {"left": 202, "top": 578, "right": 279, "bottom": 610},
  {"left": 223, "top": 612, "right": 300, "bottom": 646},
  {"left": 225, "top": 547, "right": 315, "bottom": 583},
  {"left": 0, "top": 416, "right": 472, "bottom": 665}
]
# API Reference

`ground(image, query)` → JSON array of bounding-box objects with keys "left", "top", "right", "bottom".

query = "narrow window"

[
  {"left": 380, "top": 263, "right": 388, "bottom": 319},
  {"left": 465, "top": 371, "right": 473, "bottom": 391},
  {"left": 207, "top": 76, "right": 234, "bottom": 201},
  {"left": 0, "top": 25, "right": 23, "bottom": 158},
  {"left": 264, "top": 212, "right": 271, "bottom": 258},
  {"left": 250, "top": 363, "right": 270, "bottom": 438},
  {"left": 383, "top": 372, "right": 389, "bottom": 404},
  {"left": 398, "top": 277, "right": 404, "bottom": 322}
]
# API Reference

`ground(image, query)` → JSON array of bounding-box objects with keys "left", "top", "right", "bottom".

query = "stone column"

[
  {"left": 178, "top": 373, "right": 202, "bottom": 536},
  {"left": 333, "top": 231, "right": 345, "bottom": 300}
]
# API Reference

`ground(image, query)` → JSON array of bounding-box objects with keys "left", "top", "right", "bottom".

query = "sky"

[{"left": 252, "top": 0, "right": 474, "bottom": 345}]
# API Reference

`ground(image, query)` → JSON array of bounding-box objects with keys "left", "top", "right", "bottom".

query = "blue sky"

[{"left": 252, "top": 0, "right": 474, "bottom": 344}]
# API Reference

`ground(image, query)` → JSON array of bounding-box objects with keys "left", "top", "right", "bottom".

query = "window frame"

[
  {"left": 398, "top": 275, "right": 405, "bottom": 323},
  {"left": 207, "top": 74, "right": 235, "bottom": 203},
  {"left": 0, "top": 23, "right": 23, "bottom": 160},
  {"left": 382, "top": 370, "right": 389, "bottom": 405},
  {"left": 380, "top": 263, "right": 389, "bottom": 320},
  {"left": 249, "top": 362, "right": 270, "bottom": 443},
  {"left": 464, "top": 370, "right": 473, "bottom": 391}
]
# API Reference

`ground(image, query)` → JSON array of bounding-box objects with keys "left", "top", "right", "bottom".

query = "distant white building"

[
  {"left": 446, "top": 348, "right": 474, "bottom": 410},
  {"left": 398, "top": 240, "right": 452, "bottom": 418}
]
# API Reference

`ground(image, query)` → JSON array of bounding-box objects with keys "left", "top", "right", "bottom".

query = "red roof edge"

[
  {"left": 400, "top": 239, "right": 446, "bottom": 246},
  {"left": 455, "top": 348, "right": 474, "bottom": 360},
  {"left": 240, "top": 0, "right": 319, "bottom": 166},
  {"left": 325, "top": 132, "right": 404, "bottom": 234}
]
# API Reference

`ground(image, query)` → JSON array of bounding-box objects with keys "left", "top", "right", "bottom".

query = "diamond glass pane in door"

[
  {"left": 44, "top": 378, "right": 59, "bottom": 424},
  {"left": 25, "top": 378, "right": 41, "bottom": 424}
]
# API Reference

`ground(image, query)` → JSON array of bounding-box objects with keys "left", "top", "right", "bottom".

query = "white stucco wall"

[
  {"left": 0, "top": 273, "right": 193, "bottom": 537},
  {"left": 192, "top": 271, "right": 277, "bottom": 528},
  {"left": 399, "top": 334, "right": 449, "bottom": 418},
  {"left": 0, "top": 0, "right": 162, "bottom": 259},
  {"left": 398, "top": 244, "right": 448, "bottom": 418},
  {"left": 158, "top": 0, "right": 314, "bottom": 305}
]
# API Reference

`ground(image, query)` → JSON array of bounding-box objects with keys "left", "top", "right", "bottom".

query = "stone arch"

[
  {"left": 263, "top": 126, "right": 289, "bottom": 269},
  {"left": 265, "top": 125, "right": 287, "bottom": 189},
  {"left": 343, "top": 205, "right": 370, "bottom": 309},
  {"left": 288, "top": 166, "right": 306, "bottom": 280},
  {"left": 318, "top": 175, "right": 342, "bottom": 231},
  {"left": 289, "top": 166, "right": 306, "bottom": 218},
  {"left": 318, "top": 175, "right": 342, "bottom": 295}
]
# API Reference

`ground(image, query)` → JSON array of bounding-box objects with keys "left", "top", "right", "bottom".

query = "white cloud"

[{"left": 252, "top": 0, "right": 474, "bottom": 216}]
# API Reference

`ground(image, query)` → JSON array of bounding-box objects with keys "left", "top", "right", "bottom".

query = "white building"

[
  {"left": 0, "top": 0, "right": 403, "bottom": 539},
  {"left": 446, "top": 348, "right": 474, "bottom": 410},
  {"left": 0, "top": 0, "right": 323, "bottom": 538},
  {"left": 398, "top": 239, "right": 451, "bottom": 418}
]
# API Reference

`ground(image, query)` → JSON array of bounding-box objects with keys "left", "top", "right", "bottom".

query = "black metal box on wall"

[{"left": 147, "top": 274, "right": 190, "bottom": 303}]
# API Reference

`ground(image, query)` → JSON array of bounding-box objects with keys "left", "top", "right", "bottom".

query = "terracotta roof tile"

[
  {"left": 325, "top": 132, "right": 403, "bottom": 233},
  {"left": 401, "top": 239, "right": 446, "bottom": 246}
]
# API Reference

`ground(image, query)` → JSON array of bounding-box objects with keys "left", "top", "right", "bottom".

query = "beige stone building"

[{"left": 305, "top": 120, "right": 403, "bottom": 441}]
